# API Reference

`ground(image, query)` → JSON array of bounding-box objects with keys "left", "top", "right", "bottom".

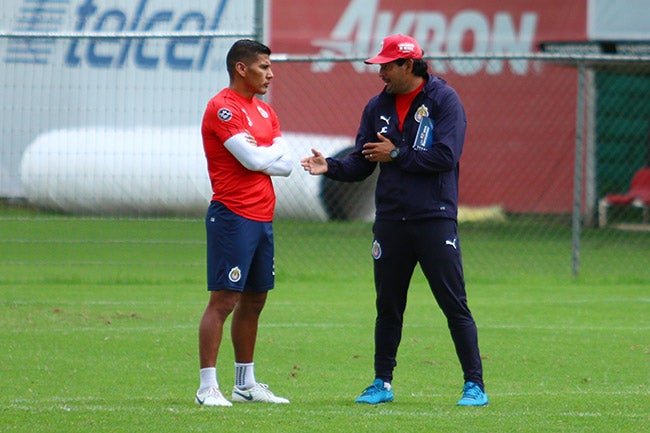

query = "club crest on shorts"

[
  {"left": 228, "top": 266, "right": 242, "bottom": 282},
  {"left": 372, "top": 240, "right": 382, "bottom": 260},
  {"left": 218, "top": 108, "right": 232, "bottom": 121}
]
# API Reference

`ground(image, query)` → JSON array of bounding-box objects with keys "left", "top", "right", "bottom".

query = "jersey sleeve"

[{"left": 202, "top": 97, "right": 248, "bottom": 143}]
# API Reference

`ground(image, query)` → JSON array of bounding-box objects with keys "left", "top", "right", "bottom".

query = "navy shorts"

[{"left": 205, "top": 201, "right": 274, "bottom": 292}]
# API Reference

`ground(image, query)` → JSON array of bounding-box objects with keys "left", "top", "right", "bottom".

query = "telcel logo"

[{"left": 65, "top": 0, "right": 229, "bottom": 70}]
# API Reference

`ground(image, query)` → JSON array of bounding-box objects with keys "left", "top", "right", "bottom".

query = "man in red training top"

[{"left": 196, "top": 39, "right": 293, "bottom": 407}]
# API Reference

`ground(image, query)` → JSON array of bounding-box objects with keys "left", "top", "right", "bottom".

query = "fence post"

[
  {"left": 254, "top": 0, "right": 265, "bottom": 42},
  {"left": 572, "top": 63, "right": 586, "bottom": 277}
]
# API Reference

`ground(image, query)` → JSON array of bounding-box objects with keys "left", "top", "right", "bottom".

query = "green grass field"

[{"left": 1, "top": 207, "right": 648, "bottom": 432}]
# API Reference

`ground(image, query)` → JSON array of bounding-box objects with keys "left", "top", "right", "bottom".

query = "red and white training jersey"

[{"left": 201, "top": 88, "right": 281, "bottom": 222}]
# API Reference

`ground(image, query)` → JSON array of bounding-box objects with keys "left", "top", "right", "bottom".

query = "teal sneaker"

[
  {"left": 456, "top": 381, "right": 489, "bottom": 406},
  {"left": 355, "top": 379, "right": 394, "bottom": 404}
]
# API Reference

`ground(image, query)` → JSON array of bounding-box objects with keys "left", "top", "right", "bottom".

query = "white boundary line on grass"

[
  {"left": 5, "top": 389, "right": 649, "bottom": 417},
  {"left": 1, "top": 238, "right": 203, "bottom": 244},
  {"left": 4, "top": 322, "right": 649, "bottom": 333}
]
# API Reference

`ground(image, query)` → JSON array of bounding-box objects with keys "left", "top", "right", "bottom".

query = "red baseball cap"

[{"left": 364, "top": 34, "right": 423, "bottom": 64}]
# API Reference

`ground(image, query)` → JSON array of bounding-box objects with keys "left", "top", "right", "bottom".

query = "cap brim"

[{"left": 364, "top": 55, "right": 399, "bottom": 65}]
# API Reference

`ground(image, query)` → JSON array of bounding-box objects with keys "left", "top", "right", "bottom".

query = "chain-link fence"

[
  {"left": 1, "top": 31, "right": 649, "bottom": 279},
  {"left": 273, "top": 54, "right": 650, "bottom": 279}
]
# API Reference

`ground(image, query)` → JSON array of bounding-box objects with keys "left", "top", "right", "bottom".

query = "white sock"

[
  {"left": 235, "top": 362, "right": 255, "bottom": 390},
  {"left": 199, "top": 367, "right": 218, "bottom": 390}
]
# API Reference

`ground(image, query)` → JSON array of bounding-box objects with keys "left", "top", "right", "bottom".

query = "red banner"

[{"left": 270, "top": 0, "right": 587, "bottom": 213}]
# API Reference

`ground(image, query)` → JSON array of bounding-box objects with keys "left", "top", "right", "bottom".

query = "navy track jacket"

[{"left": 325, "top": 74, "right": 467, "bottom": 222}]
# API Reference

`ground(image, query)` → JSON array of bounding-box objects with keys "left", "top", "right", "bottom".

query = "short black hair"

[
  {"left": 395, "top": 58, "right": 429, "bottom": 79},
  {"left": 226, "top": 39, "right": 272, "bottom": 79}
]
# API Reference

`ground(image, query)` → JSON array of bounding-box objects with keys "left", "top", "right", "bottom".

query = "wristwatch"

[{"left": 389, "top": 146, "right": 400, "bottom": 160}]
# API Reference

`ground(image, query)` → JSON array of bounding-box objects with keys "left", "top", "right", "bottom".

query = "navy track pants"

[{"left": 371, "top": 218, "right": 484, "bottom": 387}]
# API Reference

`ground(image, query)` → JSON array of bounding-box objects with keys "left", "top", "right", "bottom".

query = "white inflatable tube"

[{"left": 20, "top": 127, "right": 370, "bottom": 219}]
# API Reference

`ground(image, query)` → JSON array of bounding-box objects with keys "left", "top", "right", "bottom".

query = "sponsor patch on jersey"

[
  {"left": 228, "top": 266, "right": 242, "bottom": 282},
  {"left": 218, "top": 108, "right": 232, "bottom": 121},
  {"left": 372, "top": 240, "right": 382, "bottom": 260},
  {"left": 257, "top": 105, "right": 269, "bottom": 118}
]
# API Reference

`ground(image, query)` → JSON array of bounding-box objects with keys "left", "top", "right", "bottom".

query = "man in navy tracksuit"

[{"left": 301, "top": 34, "right": 488, "bottom": 406}]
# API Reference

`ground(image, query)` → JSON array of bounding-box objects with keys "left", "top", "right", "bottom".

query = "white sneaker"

[
  {"left": 231, "top": 383, "right": 290, "bottom": 404},
  {"left": 195, "top": 387, "right": 233, "bottom": 407}
]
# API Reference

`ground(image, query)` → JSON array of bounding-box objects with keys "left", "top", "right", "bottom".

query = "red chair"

[{"left": 598, "top": 167, "right": 650, "bottom": 227}]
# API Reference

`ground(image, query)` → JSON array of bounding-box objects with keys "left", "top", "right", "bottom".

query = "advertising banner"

[
  {"left": 269, "top": 0, "right": 588, "bottom": 213},
  {"left": 1, "top": 0, "right": 252, "bottom": 197},
  {"left": 6, "top": 0, "right": 621, "bottom": 218}
]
